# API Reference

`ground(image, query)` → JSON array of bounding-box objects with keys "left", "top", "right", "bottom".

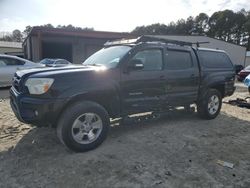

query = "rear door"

[
  {"left": 120, "top": 47, "right": 166, "bottom": 114},
  {"left": 164, "top": 47, "right": 200, "bottom": 105}
]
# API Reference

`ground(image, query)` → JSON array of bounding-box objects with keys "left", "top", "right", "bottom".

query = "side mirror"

[{"left": 128, "top": 59, "right": 144, "bottom": 71}]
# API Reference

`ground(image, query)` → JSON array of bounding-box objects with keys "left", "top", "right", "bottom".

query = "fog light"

[{"left": 34, "top": 110, "right": 39, "bottom": 116}]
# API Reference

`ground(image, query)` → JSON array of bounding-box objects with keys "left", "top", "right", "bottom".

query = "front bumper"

[{"left": 10, "top": 87, "right": 66, "bottom": 126}]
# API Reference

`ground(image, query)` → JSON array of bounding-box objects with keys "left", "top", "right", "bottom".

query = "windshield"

[
  {"left": 40, "top": 59, "right": 54, "bottom": 65},
  {"left": 83, "top": 46, "right": 131, "bottom": 68}
]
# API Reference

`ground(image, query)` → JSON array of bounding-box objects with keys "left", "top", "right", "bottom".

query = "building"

[
  {"left": 23, "top": 27, "right": 133, "bottom": 63},
  {"left": 0, "top": 41, "right": 23, "bottom": 57},
  {"left": 155, "top": 35, "right": 247, "bottom": 66},
  {"left": 246, "top": 51, "right": 250, "bottom": 67},
  {"left": 23, "top": 28, "right": 247, "bottom": 66}
]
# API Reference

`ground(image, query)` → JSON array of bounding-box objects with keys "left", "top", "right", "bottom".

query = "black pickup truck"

[{"left": 10, "top": 36, "right": 235, "bottom": 152}]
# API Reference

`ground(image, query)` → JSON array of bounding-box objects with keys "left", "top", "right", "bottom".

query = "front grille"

[{"left": 12, "top": 74, "right": 21, "bottom": 93}]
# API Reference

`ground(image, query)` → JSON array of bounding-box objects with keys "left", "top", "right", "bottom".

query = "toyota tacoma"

[{"left": 10, "top": 36, "right": 235, "bottom": 152}]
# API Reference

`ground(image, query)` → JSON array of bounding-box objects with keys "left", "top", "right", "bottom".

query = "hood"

[{"left": 16, "top": 65, "right": 106, "bottom": 78}]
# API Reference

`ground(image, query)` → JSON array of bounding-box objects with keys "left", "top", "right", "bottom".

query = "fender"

[
  {"left": 59, "top": 79, "right": 121, "bottom": 118},
  {"left": 198, "top": 69, "right": 234, "bottom": 100}
]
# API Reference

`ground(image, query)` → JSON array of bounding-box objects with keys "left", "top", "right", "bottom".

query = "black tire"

[
  {"left": 197, "top": 89, "right": 222, "bottom": 120},
  {"left": 57, "top": 101, "right": 110, "bottom": 152}
]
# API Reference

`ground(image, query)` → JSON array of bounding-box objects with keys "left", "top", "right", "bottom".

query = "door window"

[
  {"left": 165, "top": 50, "right": 193, "bottom": 70},
  {"left": 0, "top": 58, "right": 25, "bottom": 66},
  {"left": 131, "top": 49, "right": 163, "bottom": 71}
]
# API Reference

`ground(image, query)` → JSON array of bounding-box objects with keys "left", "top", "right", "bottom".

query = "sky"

[{"left": 0, "top": 0, "right": 250, "bottom": 33}]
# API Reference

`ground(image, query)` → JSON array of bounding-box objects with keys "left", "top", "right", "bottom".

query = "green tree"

[
  {"left": 243, "top": 11, "right": 250, "bottom": 49},
  {"left": 42, "top": 23, "right": 54, "bottom": 28},
  {"left": 56, "top": 24, "right": 94, "bottom": 31},
  {"left": 22, "top": 26, "right": 32, "bottom": 38},
  {"left": 0, "top": 35, "right": 13, "bottom": 42},
  {"left": 132, "top": 23, "right": 168, "bottom": 35},
  {"left": 12, "top": 29, "right": 22, "bottom": 42},
  {"left": 232, "top": 10, "right": 246, "bottom": 45},
  {"left": 193, "top": 13, "right": 209, "bottom": 35},
  {"left": 175, "top": 19, "right": 187, "bottom": 34},
  {"left": 185, "top": 16, "right": 195, "bottom": 34},
  {"left": 132, "top": 17, "right": 195, "bottom": 35},
  {"left": 208, "top": 10, "right": 237, "bottom": 42}
]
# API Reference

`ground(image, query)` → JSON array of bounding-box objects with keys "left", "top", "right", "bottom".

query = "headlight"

[{"left": 25, "top": 78, "right": 54, "bottom": 94}]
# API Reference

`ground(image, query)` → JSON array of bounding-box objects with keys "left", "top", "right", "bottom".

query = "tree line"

[
  {"left": 132, "top": 9, "right": 250, "bottom": 50},
  {"left": 0, "top": 24, "right": 94, "bottom": 42},
  {"left": 1, "top": 9, "right": 250, "bottom": 50}
]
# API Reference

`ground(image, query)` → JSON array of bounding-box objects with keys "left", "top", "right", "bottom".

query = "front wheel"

[
  {"left": 197, "top": 89, "right": 222, "bottom": 120},
  {"left": 57, "top": 101, "right": 110, "bottom": 152}
]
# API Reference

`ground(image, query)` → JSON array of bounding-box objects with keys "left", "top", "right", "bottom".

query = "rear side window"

[
  {"left": 165, "top": 50, "right": 193, "bottom": 70},
  {"left": 0, "top": 58, "right": 25, "bottom": 66},
  {"left": 198, "top": 51, "right": 233, "bottom": 68}
]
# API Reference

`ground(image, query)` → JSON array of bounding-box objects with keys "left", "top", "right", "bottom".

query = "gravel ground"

[{"left": 0, "top": 88, "right": 250, "bottom": 188}]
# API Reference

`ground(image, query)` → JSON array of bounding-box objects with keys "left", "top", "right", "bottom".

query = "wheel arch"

[
  {"left": 57, "top": 92, "right": 120, "bottom": 124},
  {"left": 199, "top": 82, "right": 225, "bottom": 101},
  {"left": 210, "top": 84, "right": 225, "bottom": 97}
]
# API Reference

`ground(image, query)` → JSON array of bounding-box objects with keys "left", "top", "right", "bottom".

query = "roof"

[
  {"left": 25, "top": 27, "right": 134, "bottom": 42},
  {"left": 152, "top": 35, "right": 246, "bottom": 49},
  {"left": 197, "top": 47, "right": 225, "bottom": 53},
  {"left": 246, "top": 51, "right": 250, "bottom": 57},
  {"left": 104, "top": 35, "right": 194, "bottom": 47},
  {"left": 104, "top": 36, "right": 227, "bottom": 54},
  {"left": 0, "top": 41, "right": 22, "bottom": 48}
]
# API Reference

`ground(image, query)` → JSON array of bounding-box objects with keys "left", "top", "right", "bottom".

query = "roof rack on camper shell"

[{"left": 104, "top": 35, "right": 209, "bottom": 47}]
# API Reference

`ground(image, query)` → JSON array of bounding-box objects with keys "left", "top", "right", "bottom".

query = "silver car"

[
  {"left": 0, "top": 54, "right": 42, "bottom": 87},
  {"left": 39, "top": 58, "right": 72, "bottom": 67}
]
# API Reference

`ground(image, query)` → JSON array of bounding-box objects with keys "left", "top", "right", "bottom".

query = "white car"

[{"left": 0, "top": 54, "right": 42, "bottom": 87}]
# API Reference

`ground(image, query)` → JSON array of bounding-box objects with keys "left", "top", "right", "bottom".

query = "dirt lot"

[
  {"left": 0, "top": 87, "right": 10, "bottom": 99},
  {"left": 0, "top": 88, "right": 250, "bottom": 188}
]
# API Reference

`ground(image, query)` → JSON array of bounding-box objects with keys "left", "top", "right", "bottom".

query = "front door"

[{"left": 120, "top": 48, "right": 166, "bottom": 115}]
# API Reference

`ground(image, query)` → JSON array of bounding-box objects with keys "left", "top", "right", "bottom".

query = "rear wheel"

[
  {"left": 197, "top": 89, "right": 222, "bottom": 120},
  {"left": 57, "top": 101, "right": 110, "bottom": 152}
]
